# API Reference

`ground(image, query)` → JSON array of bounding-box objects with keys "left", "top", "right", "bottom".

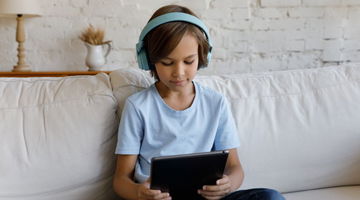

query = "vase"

[{"left": 84, "top": 42, "right": 111, "bottom": 71}]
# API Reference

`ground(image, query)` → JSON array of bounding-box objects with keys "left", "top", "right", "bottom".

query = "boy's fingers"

[
  {"left": 216, "top": 175, "right": 229, "bottom": 185},
  {"left": 203, "top": 182, "right": 230, "bottom": 191},
  {"left": 142, "top": 187, "right": 170, "bottom": 199},
  {"left": 153, "top": 192, "right": 170, "bottom": 199},
  {"left": 203, "top": 185, "right": 219, "bottom": 191},
  {"left": 145, "top": 189, "right": 161, "bottom": 196}
]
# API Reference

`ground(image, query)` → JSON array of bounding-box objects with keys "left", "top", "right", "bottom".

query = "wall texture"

[{"left": 0, "top": 0, "right": 359, "bottom": 74}]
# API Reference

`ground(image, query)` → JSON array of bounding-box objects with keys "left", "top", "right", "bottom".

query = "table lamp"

[{"left": 0, "top": 0, "right": 41, "bottom": 72}]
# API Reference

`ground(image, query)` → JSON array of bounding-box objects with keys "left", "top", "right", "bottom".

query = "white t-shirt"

[{"left": 115, "top": 81, "right": 240, "bottom": 183}]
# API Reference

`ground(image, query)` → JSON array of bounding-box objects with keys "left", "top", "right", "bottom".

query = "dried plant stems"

[{"left": 79, "top": 24, "right": 111, "bottom": 45}]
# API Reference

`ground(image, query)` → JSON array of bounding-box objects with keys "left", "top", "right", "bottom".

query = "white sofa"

[{"left": 1, "top": 65, "right": 360, "bottom": 200}]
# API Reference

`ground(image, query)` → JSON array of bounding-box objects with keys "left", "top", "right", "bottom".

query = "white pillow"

[
  {"left": 0, "top": 73, "right": 119, "bottom": 200},
  {"left": 110, "top": 68, "right": 154, "bottom": 118}
]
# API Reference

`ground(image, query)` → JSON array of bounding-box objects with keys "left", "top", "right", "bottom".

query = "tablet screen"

[{"left": 150, "top": 150, "right": 229, "bottom": 200}]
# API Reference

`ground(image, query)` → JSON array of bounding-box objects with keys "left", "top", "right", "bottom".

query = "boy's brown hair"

[{"left": 143, "top": 5, "right": 211, "bottom": 79}]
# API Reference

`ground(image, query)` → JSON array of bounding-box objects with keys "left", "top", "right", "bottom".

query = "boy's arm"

[
  {"left": 113, "top": 154, "right": 140, "bottom": 199},
  {"left": 113, "top": 155, "right": 171, "bottom": 200},
  {"left": 224, "top": 148, "right": 244, "bottom": 191}
]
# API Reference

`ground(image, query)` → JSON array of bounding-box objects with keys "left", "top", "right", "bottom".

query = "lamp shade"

[{"left": 0, "top": 0, "right": 41, "bottom": 17}]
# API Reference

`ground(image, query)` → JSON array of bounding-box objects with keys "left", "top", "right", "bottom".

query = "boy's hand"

[
  {"left": 137, "top": 179, "right": 171, "bottom": 200},
  {"left": 198, "top": 175, "right": 232, "bottom": 200}
]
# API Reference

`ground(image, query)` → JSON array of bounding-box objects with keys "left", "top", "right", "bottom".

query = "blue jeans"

[{"left": 221, "top": 188, "right": 285, "bottom": 200}]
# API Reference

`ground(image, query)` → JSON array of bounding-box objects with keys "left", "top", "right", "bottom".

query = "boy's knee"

[{"left": 257, "top": 188, "right": 285, "bottom": 200}]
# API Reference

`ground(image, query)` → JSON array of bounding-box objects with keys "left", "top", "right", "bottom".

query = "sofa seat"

[{"left": 283, "top": 186, "right": 360, "bottom": 200}]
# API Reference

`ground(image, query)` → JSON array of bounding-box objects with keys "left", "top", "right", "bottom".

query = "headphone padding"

[{"left": 137, "top": 47, "right": 150, "bottom": 70}]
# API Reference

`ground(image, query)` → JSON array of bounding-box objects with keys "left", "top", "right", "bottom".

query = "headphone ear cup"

[{"left": 137, "top": 48, "right": 150, "bottom": 70}]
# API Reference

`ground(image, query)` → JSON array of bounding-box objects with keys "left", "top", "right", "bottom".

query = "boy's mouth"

[{"left": 170, "top": 80, "right": 185, "bottom": 86}]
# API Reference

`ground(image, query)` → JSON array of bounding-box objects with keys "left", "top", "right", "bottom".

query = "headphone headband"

[{"left": 136, "top": 12, "right": 212, "bottom": 70}]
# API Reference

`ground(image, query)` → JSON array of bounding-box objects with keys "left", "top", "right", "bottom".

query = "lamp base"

[
  {"left": 13, "top": 64, "right": 31, "bottom": 72},
  {"left": 12, "top": 15, "right": 32, "bottom": 72}
]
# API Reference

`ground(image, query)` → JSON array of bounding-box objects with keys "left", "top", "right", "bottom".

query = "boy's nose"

[{"left": 172, "top": 63, "right": 185, "bottom": 77}]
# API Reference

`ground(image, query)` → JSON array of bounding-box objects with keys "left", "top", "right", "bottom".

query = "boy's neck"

[{"left": 155, "top": 81, "right": 196, "bottom": 111}]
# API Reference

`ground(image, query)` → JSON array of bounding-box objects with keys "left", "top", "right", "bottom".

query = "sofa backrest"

[
  {"left": 0, "top": 74, "right": 119, "bottom": 200},
  {"left": 110, "top": 65, "right": 360, "bottom": 193}
]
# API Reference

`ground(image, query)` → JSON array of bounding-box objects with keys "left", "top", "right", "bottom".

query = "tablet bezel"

[{"left": 150, "top": 150, "right": 229, "bottom": 199}]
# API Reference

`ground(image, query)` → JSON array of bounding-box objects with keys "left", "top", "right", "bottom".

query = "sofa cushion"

[
  {"left": 283, "top": 186, "right": 360, "bottom": 200},
  {"left": 110, "top": 65, "right": 360, "bottom": 194},
  {"left": 0, "top": 73, "right": 119, "bottom": 200}
]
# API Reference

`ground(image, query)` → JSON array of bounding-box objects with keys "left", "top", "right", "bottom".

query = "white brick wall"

[
  {"left": 261, "top": 0, "right": 301, "bottom": 7},
  {"left": 0, "top": 0, "right": 359, "bottom": 74}
]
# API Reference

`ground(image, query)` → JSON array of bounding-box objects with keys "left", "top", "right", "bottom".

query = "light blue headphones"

[{"left": 136, "top": 12, "right": 213, "bottom": 70}]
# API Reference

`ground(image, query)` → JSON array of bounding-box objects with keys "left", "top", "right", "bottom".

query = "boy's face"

[{"left": 155, "top": 33, "right": 199, "bottom": 92}]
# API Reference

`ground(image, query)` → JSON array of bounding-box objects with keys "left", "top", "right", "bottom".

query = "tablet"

[{"left": 150, "top": 150, "right": 229, "bottom": 200}]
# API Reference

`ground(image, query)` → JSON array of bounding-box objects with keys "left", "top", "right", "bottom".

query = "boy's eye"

[
  {"left": 161, "top": 61, "right": 173, "bottom": 66},
  {"left": 184, "top": 60, "right": 194, "bottom": 65}
]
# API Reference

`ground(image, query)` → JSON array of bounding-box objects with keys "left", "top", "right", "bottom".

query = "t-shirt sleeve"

[
  {"left": 115, "top": 99, "right": 144, "bottom": 154},
  {"left": 213, "top": 96, "right": 240, "bottom": 150}
]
